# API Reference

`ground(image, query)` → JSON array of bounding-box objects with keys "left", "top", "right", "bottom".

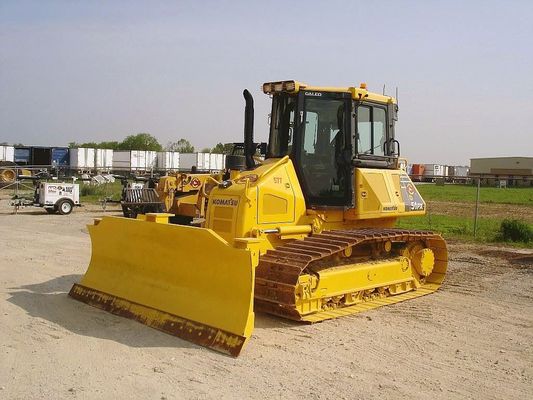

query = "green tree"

[
  {"left": 200, "top": 147, "right": 211, "bottom": 153},
  {"left": 68, "top": 142, "right": 80, "bottom": 148},
  {"left": 211, "top": 142, "right": 235, "bottom": 154},
  {"left": 96, "top": 141, "right": 120, "bottom": 149},
  {"left": 78, "top": 142, "right": 100, "bottom": 148},
  {"left": 165, "top": 138, "right": 194, "bottom": 153},
  {"left": 119, "top": 133, "right": 162, "bottom": 151}
]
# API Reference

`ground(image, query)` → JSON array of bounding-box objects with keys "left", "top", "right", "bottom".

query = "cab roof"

[{"left": 262, "top": 80, "right": 396, "bottom": 104}]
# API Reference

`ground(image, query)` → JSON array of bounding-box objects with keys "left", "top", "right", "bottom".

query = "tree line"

[{"left": 68, "top": 133, "right": 235, "bottom": 154}]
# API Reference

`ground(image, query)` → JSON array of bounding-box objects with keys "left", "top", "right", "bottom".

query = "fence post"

[{"left": 473, "top": 177, "right": 480, "bottom": 238}]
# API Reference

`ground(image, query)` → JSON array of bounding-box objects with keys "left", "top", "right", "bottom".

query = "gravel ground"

[{"left": 1, "top": 200, "right": 532, "bottom": 400}]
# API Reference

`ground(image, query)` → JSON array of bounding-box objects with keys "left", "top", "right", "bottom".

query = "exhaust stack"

[{"left": 243, "top": 89, "right": 255, "bottom": 169}]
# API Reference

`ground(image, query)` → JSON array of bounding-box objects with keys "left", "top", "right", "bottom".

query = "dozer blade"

[{"left": 69, "top": 216, "right": 255, "bottom": 356}]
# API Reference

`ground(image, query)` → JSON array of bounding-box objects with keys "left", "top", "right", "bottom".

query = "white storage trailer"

[
  {"left": 209, "top": 153, "right": 225, "bottom": 171},
  {"left": 95, "top": 149, "right": 113, "bottom": 170},
  {"left": 180, "top": 153, "right": 226, "bottom": 172},
  {"left": 70, "top": 148, "right": 96, "bottom": 169},
  {"left": 180, "top": 152, "right": 211, "bottom": 171},
  {"left": 156, "top": 151, "right": 180, "bottom": 171},
  {"left": 423, "top": 164, "right": 447, "bottom": 178},
  {"left": 447, "top": 165, "right": 469, "bottom": 177},
  {"left": 112, "top": 150, "right": 157, "bottom": 171},
  {"left": 0, "top": 145, "right": 15, "bottom": 162}
]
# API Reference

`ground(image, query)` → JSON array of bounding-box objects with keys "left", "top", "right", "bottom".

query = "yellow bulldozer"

[{"left": 70, "top": 80, "right": 447, "bottom": 356}]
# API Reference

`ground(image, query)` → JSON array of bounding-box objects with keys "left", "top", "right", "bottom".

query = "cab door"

[{"left": 293, "top": 91, "right": 353, "bottom": 207}]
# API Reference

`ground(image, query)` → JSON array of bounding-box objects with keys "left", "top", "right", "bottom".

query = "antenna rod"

[{"left": 396, "top": 87, "right": 399, "bottom": 106}]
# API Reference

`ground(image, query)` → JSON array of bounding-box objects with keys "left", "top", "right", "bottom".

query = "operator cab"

[{"left": 263, "top": 80, "right": 399, "bottom": 208}]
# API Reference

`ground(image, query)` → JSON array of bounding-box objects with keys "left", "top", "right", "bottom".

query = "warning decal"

[
  {"left": 399, "top": 174, "right": 425, "bottom": 211},
  {"left": 190, "top": 178, "right": 201, "bottom": 188}
]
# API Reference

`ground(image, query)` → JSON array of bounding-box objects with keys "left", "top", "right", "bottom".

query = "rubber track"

[{"left": 254, "top": 228, "right": 446, "bottom": 320}]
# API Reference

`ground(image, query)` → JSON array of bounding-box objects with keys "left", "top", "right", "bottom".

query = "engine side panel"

[{"left": 346, "top": 168, "right": 426, "bottom": 220}]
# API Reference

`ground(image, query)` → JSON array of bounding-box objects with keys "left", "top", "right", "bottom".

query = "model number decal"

[{"left": 410, "top": 202, "right": 424, "bottom": 211}]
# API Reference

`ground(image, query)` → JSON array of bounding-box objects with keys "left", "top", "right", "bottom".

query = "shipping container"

[
  {"left": 447, "top": 165, "right": 454, "bottom": 177},
  {"left": 411, "top": 164, "right": 425, "bottom": 181},
  {"left": 28, "top": 147, "right": 69, "bottom": 167},
  {"left": 455, "top": 166, "right": 469, "bottom": 177},
  {"left": 112, "top": 150, "right": 157, "bottom": 171},
  {"left": 51, "top": 147, "right": 70, "bottom": 167},
  {"left": 179, "top": 153, "right": 194, "bottom": 170},
  {"left": 31, "top": 147, "right": 51, "bottom": 166},
  {"left": 447, "top": 165, "right": 469, "bottom": 177},
  {"left": 209, "top": 153, "right": 225, "bottom": 171},
  {"left": 156, "top": 151, "right": 180, "bottom": 170},
  {"left": 423, "top": 164, "right": 446, "bottom": 178},
  {"left": 180, "top": 152, "right": 212, "bottom": 171},
  {"left": 14, "top": 147, "right": 31, "bottom": 165},
  {"left": 70, "top": 148, "right": 96, "bottom": 169},
  {"left": 95, "top": 149, "right": 113, "bottom": 170},
  {"left": 199, "top": 152, "right": 210, "bottom": 170},
  {"left": 0, "top": 145, "right": 15, "bottom": 162}
]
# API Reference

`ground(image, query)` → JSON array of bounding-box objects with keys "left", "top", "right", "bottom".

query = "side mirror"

[{"left": 391, "top": 139, "right": 400, "bottom": 156}]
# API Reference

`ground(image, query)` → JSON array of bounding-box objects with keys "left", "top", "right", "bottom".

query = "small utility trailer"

[{"left": 11, "top": 182, "right": 81, "bottom": 215}]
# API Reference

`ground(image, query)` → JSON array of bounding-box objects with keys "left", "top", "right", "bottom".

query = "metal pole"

[
  {"left": 473, "top": 177, "right": 480, "bottom": 237},
  {"left": 14, "top": 166, "right": 19, "bottom": 198}
]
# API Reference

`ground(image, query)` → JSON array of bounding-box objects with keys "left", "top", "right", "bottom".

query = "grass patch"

[
  {"left": 397, "top": 214, "right": 499, "bottom": 242},
  {"left": 497, "top": 219, "right": 532, "bottom": 243},
  {"left": 79, "top": 181, "right": 122, "bottom": 203},
  {"left": 415, "top": 184, "right": 533, "bottom": 206},
  {"left": 397, "top": 213, "right": 533, "bottom": 247}
]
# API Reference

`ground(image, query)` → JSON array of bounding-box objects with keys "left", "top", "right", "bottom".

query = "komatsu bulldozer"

[{"left": 70, "top": 81, "right": 447, "bottom": 356}]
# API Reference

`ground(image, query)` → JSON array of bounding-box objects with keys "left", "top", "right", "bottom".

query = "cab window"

[{"left": 356, "top": 105, "right": 387, "bottom": 156}]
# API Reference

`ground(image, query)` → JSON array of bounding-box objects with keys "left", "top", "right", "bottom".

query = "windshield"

[{"left": 267, "top": 94, "right": 296, "bottom": 157}]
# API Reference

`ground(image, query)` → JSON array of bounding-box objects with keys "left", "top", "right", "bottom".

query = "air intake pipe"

[{"left": 243, "top": 89, "right": 255, "bottom": 169}]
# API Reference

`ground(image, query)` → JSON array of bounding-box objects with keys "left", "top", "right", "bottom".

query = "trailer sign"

[{"left": 47, "top": 185, "right": 74, "bottom": 194}]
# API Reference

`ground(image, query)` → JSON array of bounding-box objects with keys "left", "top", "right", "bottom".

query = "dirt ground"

[
  {"left": 0, "top": 200, "right": 532, "bottom": 400},
  {"left": 428, "top": 200, "right": 533, "bottom": 223}
]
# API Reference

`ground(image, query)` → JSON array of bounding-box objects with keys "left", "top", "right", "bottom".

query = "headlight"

[{"left": 262, "top": 80, "right": 298, "bottom": 94}]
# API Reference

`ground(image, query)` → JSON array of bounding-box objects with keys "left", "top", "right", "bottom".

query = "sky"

[{"left": 1, "top": 0, "right": 532, "bottom": 165}]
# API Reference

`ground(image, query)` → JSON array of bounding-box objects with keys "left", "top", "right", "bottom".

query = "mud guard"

[{"left": 69, "top": 216, "right": 255, "bottom": 356}]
